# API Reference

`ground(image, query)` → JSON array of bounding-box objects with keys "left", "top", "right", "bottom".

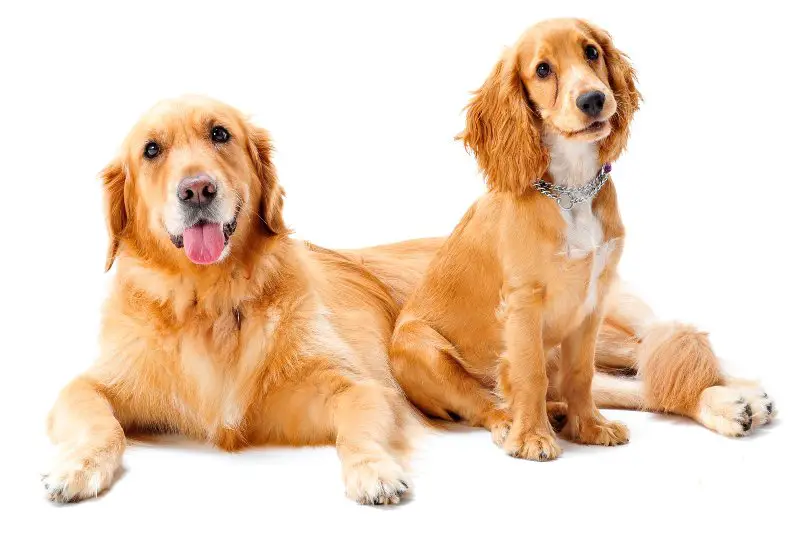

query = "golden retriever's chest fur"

[
  {"left": 91, "top": 242, "right": 399, "bottom": 450},
  {"left": 170, "top": 307, "right": 281, "bottom": 436},
  {"left": 96, "top": 287, "right": 295, "bottom": 448}
]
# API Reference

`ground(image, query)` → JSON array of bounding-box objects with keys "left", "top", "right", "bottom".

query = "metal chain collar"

[{"left": 533, "top": 163, "right": 612, "bottom": 210}]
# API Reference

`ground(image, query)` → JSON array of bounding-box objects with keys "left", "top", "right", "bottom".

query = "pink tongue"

[{"left": 182, "top": 223, "right": 225, "bottom": 264}]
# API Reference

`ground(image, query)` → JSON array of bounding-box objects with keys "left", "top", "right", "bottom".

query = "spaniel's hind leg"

[{"left": 390, "top": 318, "right": 512, "bottom": 445}]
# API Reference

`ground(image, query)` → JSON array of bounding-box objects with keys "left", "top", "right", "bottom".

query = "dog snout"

[
  {"left": 576, "top": 90, "right": 606, "bottom": 117},
  {"left": 178, "top": 175, "right": 217, "bottom": 206}
]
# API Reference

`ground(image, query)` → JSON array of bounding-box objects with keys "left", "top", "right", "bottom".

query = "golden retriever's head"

[
  {"left": 462, "top": 19, "right": 640, "bottom": 194},
  {"left": 102, "top": 96, "right": 286, "bottom": 270}
]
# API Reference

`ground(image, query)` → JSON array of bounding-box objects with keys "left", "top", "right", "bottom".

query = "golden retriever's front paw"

[
  {"left": 746, "top": 389, "right": 776, "bottom": 428},
  {"left": 343, "top": 457, "right": 410, "bottom": 505},
  {"left": 562, "top": 415, "right": 629, "bottom": 446},
  {"left": 42, "top": 444, "right": 122, "bottom": 503},
  {"left": 503, "top": 424, "right": 561, "bottom": 461}
]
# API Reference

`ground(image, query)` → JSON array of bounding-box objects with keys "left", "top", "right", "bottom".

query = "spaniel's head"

[
  {"left": 462, "top": 18, "right": 641, "bottom": 194},
  {"left": 102, "top": 96, "right": 286, "bottom": 271}
]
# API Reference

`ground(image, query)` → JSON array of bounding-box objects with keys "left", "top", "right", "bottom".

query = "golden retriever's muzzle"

[{"left": 168, "top": 173, "right": 240, "bottom": 265}]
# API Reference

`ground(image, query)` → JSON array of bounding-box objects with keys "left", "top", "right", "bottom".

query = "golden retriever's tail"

[
  {"left": 592, "top": 283, "right": 775, "bottom": 436},
  {"left": 594, "top": 283, "right": 724, "bottom": 415},
  {"left": 595, "top": 283, "right": 720, "bottom": 408}
]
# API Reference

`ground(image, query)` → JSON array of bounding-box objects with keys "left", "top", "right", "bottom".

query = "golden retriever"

[
  {"left": 43, "top": 96, "right": 414, "bottom": 505},
  {"left": 385, "top": 18, "right": 775, "bottom": 461}
]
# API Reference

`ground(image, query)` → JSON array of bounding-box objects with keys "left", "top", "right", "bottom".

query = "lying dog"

[
  {"left": 385, "top": 18, "right": 775, "bottom": 460},
  {"left": 43, "top": 96, "right": 414, "bottom": 505}
]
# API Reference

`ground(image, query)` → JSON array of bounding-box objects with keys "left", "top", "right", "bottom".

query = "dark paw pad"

[{"left": 737, "top": 403, "right": 754, "bottom": 433}]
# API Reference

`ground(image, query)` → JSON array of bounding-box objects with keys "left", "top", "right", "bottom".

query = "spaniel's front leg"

[
  {"left": 43, "top": 376, "right": 125, "bottom": 502},
  {"left": 499, "top": 282, "right": 562, "bottom": 461},
  {"left": 560, "top": 311, "right": 629, "bottom": 445}
]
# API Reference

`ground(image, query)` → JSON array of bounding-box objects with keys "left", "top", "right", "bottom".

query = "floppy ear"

[
  {"left": 101, "top": 159, "right": 128, "bottom": 271},
  {"left": 247, "top": 124, "right": 287, "bottom": 236},
  {"left": 460, "top": 49, "right": 548, "bottom": 195},
  {"left": 583, "top": 21, "right": 642, "bottom": 163}
]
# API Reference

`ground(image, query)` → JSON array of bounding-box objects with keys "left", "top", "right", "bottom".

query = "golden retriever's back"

[{"left": 339, "top": 237, "right": 445, "bottom": 308}]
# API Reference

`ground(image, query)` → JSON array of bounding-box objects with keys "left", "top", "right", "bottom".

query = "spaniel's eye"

[
  {"left": 585, "top": 45, "right": 599, "bottom": 61},
  {"left": 211, "top": 125, "right": 230, "bottom": 143},
  {"left": 536, "top": 62, "right": 551, "bottom": 79},
  {"left": 143, "top": 141, "right": 160, "bottom": 159}
]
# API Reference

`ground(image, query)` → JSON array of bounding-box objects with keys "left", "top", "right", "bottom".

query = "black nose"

[
  {"left": 576, "top": 90, "right": 606, "bottom": 117},
  {"left": 178, "top": 175, "right": 217, "bottom": 206}
]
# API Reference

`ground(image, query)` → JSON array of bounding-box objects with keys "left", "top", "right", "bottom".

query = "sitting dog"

[
  {"left": 385, "top": 18, "right": 775, "bottom": 461},
  {"left": 43, "top": 96, "right": 414, "bottom": 505}
]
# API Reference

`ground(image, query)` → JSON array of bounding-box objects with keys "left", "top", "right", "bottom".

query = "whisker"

[{"left": 230, "top": 189, "right": 271, "bottom": 230}]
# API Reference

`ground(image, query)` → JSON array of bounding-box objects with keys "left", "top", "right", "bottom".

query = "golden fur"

[{"left": 44, "top": 20, "right": 775, "bottom": 504}]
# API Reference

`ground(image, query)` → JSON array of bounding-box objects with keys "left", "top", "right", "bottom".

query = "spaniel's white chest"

[
  {"left": 560, "top": 204, "right": 615, "bottom": 313},
  {"left": 561, "top": 203, "right": 603, "bottom": 258}
]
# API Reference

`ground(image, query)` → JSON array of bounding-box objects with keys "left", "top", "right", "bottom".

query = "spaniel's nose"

[
  {"left": 178, "top": 175, "right": 217, "bottom": 206},
  {"left": 576, "top": 91, "right": 606, "bottom": 117}
]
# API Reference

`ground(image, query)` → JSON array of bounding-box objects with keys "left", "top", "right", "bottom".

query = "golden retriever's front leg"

[
  {"left": 332, "top": 380, "right": 411, "bottom": 505},
  {"left": 499, "top": 283, "right": 561, "bottom": 461},
  {"left": 560, "top": 312, "right": 629, "bottom": 445},
  {"left": 42, "top": 376, "right": 125, "bottom": 503}
]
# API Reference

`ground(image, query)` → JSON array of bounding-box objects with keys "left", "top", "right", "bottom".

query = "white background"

[{"left": 1, "top": 1, "right": 797, "bottom": 531}]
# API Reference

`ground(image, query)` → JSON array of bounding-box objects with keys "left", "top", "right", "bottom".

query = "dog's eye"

[
  {"left": 143, "top": 141, "right": 160, "bottom": 159},
  {"left": 211, "top": 125, "right": 231, "bottom": 143},
  {"left": 585, "top": 45, "right": 599, "bottom": 61},
  {"left": 535, "top": 62, "right": 551, "bottom": 79}
]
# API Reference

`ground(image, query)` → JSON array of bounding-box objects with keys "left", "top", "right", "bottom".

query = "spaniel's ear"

[
  {"left": 247, "top": 124, "right": 287, "bottom": 236},
  {"left": 583, "top": 21, "right": 642, "bottom": 163},
  {"left": 101, "top": 159, "right": 129, "bottom": 271},
  {"left": 460, "top": 49, "right": 548, "bottom": 195}
]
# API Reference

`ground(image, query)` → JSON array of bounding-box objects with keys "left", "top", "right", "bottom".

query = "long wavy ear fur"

[
  {"left": 581, "top": 20, "right": 642, "bottom": 163},
  {"left": 247, "top": 125, "right": 287, "bottom": 236},
  {"left": 102, "top": 159, "right": 128, "bottom": 271},
  {"left": 460, "top": 49, "right": 548, "bottom": 195}
]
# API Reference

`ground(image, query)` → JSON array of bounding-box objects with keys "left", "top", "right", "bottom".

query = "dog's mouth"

[
  {"left": 170, "top": 216, "right": 238, "bottom": 265},
  {"left": 564, "top": 120, "right": 611, "bottom": 139}
]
